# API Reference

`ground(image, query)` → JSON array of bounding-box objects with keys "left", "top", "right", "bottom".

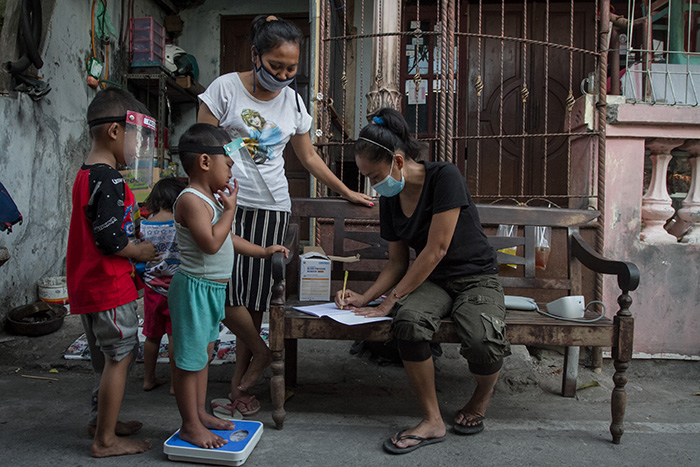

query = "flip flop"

[
  {"left": 211, "top": 395, "right": 261, "bottom": 420},
  {"left": 453, "top": 412, "right": 485, "bottom": 435},
  {"left": 382, "top": 430, "right": 446, "bottom": 455}
]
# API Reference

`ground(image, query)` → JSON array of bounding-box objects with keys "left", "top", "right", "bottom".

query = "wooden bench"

[{"left": 268, "top": 198, "right": 639, "bottom": 443}]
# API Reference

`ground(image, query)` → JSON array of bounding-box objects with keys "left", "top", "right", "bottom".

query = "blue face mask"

[{"left": 372, "top": 156, "right": 405, "bottom": 197}]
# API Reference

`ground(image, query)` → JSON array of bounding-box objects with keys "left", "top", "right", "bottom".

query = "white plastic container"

[
  {"left": 38, "top": 276, "right": 68, "bottom": 305},
  {"left": 163, "top": 420, "right": 262, "bottom": 466}
]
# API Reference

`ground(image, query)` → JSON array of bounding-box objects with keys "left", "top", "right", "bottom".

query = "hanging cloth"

[{"left": 0, "top": 182, "right": 23, "bottom": 234}]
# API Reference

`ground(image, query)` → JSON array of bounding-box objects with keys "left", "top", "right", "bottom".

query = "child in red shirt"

[{"left": 66, "top": 88, "right": 158, "bottom": 458}]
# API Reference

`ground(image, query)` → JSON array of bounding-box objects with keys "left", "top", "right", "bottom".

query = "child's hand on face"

[
  {"left": 264, "top": 244, "right": 289, "bottom": 259},
  {"left": 135, "top": 241, "right": 159, "bottom": 262},
  {"left": 217, "top": 179, "right": 238, "bottom": 212}
]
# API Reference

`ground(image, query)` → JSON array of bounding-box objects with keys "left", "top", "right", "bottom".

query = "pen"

[{"left": 340, "top": 270, "right": 348, "bottom": 310}]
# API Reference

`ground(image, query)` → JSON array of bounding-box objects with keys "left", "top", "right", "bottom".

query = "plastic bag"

[
  {"left": 535, "top": 226, "right": 551, "bottom": 270},
  {"left": 497, "top": 224, "right": 518, "bottom": 269}
]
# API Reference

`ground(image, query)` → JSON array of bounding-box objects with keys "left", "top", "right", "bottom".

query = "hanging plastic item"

[
  {"left": 496, "top": 224, "right": 518, "bottom": 269},
  {"left": 123, "top": 111, "right": 156, "bottom": 186},
  {"left": 534, "top": 226, "right": 552, "bottom": 270}
]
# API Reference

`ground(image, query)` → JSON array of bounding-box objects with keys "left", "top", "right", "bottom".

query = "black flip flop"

[
  {"left": 453, "top": 413, "right": 485, "bottom": 435},
  {"left": 383, "top": 430, "right": 446, "bottom": 455}
]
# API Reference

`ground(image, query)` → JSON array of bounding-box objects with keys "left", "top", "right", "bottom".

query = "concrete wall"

[
  {"left": 178, "top": 0, "right": 309, "bottom": 89},
  {"left": 603, "top": 103, "right": 700, "bottom": 358},
  {"left": 0, "top": 0, "right": 162, "bottom": 323}
]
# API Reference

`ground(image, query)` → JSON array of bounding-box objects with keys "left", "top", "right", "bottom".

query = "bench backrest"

[{"left": 287, "top": 198, "right": 599, "bottom": 299}]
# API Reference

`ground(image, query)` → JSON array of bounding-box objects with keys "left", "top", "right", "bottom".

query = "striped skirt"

[{"left": 226, "top": 206, "right": 289, "bottom": 312}]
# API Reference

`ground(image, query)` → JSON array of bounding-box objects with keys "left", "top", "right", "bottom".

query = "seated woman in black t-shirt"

[{"left": 335, "top": 108, "right": 511, "bottom": 455}]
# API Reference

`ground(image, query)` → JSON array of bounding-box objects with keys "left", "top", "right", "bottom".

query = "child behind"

[
  {"left": 139, "top": 177, "right": 187, "bottom": 393},
  {"left": 66, "top": 88, "right": 158, "bottom": 458},
  {"left": 169, "top": 123, "right": 287, "bottom": 449}
]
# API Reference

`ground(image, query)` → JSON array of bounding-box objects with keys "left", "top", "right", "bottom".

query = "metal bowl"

[{"left": 6, "top": 302, "right": 67, "bottom": 336}]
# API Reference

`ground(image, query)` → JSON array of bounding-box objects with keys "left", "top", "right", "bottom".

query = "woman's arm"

[
  {"left": 351, "top": 207, "right": 461, "bottom": 318},
  {"left": 336, "top": 239, "right": 409, "bottom": 308},
  {"left": 197, "top": 103, "right": 220, "bottom": 126},
  {"left": 290, "top": 133, "right": 374, "bottom": 206}
]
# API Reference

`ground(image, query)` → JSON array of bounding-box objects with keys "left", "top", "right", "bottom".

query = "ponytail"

[
  {"left": 355, "top": 108, "right": 424, "bottom": 163},
  {"left": 250, "top": 15, "right": 303, "bottom": 56}
]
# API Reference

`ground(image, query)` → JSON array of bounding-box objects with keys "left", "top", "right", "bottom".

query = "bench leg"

[
  {"left": 561, "top": 346, "right": 579, "bottom": 397},
  {"left": 285, "top": 338, "right": 298, "bottom": 387},
  {"left": 610, "top": 358, "right": 628, "bottom": 444},
  {"left": 270, "top": 348, "right": 286, "bottom": 429},
  {"left": 591, "top": 347, "right": 603, "bottom": 370},
  {"left": 269, "top": 301, "right": 286, "bottom": 429}
]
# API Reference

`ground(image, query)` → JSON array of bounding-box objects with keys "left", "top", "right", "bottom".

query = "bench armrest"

[
  {"left": 272, "top": 223, "right": 298, "bottom": 283},
  {"left": 571, "top": 231, "right": 640, "bottom": 293}
]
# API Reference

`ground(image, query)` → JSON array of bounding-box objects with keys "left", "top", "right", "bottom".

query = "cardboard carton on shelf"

[{"left": 175, "top": 75, "right": 205, "bottom": 93}]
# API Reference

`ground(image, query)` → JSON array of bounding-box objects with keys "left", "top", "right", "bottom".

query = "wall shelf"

[{"left": 125, "top": 68, "right": 204, "bottom": 167}]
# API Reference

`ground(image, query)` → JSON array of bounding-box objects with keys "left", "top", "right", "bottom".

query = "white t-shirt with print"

[{"left": 199, "top": 73, "right": 312, "bottom": 212}]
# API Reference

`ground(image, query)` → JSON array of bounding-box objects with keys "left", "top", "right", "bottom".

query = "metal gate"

[{"left": 314, "top": 0, "right": 610, "bottom": 209}]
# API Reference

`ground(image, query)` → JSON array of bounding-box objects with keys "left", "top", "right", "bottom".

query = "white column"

[
  {"left": 366, "top": 0, "right": 403, "bottom": 116},
  {"left": 677, "top": 140, "right": 700, "bottom": 243},
  {"left": 641, "top": 138, "right": 683, "bottom": 243}
]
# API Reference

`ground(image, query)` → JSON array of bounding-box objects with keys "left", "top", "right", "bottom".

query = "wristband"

[{"left": 392, "top": 288, "right": 402, "bottom": 300}]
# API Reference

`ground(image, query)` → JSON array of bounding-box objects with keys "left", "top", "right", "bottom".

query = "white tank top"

[{"left": 173, "top": 188, "right": 233, "bottom": 280}]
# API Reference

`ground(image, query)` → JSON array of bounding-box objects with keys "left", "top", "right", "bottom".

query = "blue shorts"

[{"left": 168, "top": 271, "right": 226, "bottom": 371}]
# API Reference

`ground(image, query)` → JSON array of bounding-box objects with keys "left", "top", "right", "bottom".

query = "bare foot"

[
  {"left": 91, "top": 437, "right": 151, "bottom": 458},
  {"left": 143, "top": 377, "right": 168, "bottom": 391},
  {"left": 390, "top": 419, "right": 446, "bottom": 450},
  {"left": 88, "top": 420, "right": 143, "bottom": 438},
  {"left": 200, "top": 411, "right": 236, "bottom": 431},
  {"left": 179, "top": 423, "right": 228, "bottom": 449},
  {"left": 238, "top": 349, "right": 271, "bottom": 391}
]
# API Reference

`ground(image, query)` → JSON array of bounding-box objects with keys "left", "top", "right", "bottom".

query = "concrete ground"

[{"left": 1, "top": 311, "right": 699, "bottom": 467}]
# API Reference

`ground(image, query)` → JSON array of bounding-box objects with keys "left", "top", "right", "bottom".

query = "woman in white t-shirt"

[{"left": 198, "top": 15, "right": 373, "bottom": 418}]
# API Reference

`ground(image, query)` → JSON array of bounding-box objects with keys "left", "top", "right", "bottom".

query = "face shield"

[{"left": 123, "top": 111, "right": 156, "bottom": 186}]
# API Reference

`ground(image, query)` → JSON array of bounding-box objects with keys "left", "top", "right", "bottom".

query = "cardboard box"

[
  {"left": 298, "top": 247, "right": 361, "bottom": 301},
  {"left": 299, "top": 250, "right": 331, "bottom": 301}
]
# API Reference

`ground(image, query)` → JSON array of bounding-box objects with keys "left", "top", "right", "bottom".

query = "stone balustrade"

[{"left": 642, "top": 138, "right": 700, "bottom": 244}]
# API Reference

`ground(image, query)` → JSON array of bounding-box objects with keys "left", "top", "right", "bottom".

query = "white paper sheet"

[{"left": 293, "top": 302, "right": 392, "bottom": 326}]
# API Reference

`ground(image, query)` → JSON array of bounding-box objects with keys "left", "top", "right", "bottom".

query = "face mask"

[
  {"left": 254, "top": 58, "right": 295, "bottom": 92},
  {"left": 372, "top": 156, "right": 405, "bottom": 198}
]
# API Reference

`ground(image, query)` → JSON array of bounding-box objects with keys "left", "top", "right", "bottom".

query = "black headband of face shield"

[
  {"left": 87, "top": 115, "right": 127, "bottom": 128},
  {"left": 178, "top": 144, "right": 228, "bottom": 156}
]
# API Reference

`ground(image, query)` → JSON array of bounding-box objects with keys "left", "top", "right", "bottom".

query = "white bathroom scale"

[{"left": 163, "top": 420, "right": 263, "bottom": 466}]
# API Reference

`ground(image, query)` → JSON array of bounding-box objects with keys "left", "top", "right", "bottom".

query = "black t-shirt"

[
  {"left": 379, "top": 161, "right": 497, "bottom": 282},
  {"left": 82, "top": 163, "right": 135, "bottom": 255}
]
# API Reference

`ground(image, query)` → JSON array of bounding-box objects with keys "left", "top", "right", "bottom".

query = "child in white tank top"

[{"left": 168, "top": 124, "right": 287, "bottom": 450}]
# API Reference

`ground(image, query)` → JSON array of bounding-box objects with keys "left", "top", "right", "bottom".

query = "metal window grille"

[{"left": 315, "top": 0, "right": 609, "bottom": 209}]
